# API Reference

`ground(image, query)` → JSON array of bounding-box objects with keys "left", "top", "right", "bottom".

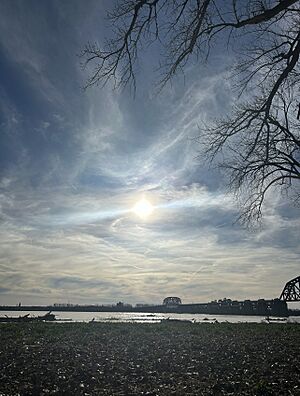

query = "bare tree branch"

[{"left": 82, "top": 0, "right": 300, "bottom": 225}]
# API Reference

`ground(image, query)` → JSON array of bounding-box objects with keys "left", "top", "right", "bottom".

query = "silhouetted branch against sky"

[{"left": 82, "top": 0, "right": 300, "bottom": 224}]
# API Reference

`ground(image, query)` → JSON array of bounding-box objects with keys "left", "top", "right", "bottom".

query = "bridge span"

[{"left": 279, "top": 276, "right": 300, "bottom": 302}]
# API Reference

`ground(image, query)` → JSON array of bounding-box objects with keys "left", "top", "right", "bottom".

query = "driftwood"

[{"left": 0, "top": 312, "right": 56, "bottom": 323}]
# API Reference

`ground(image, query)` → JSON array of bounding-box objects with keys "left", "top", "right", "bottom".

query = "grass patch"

[{"left": 0, "top": 322, "right": 299, "bottom": 395}]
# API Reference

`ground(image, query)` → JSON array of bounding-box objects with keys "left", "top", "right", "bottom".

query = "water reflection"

[{"left": 0, "top": 310, "right": 299, "bottom": 323}]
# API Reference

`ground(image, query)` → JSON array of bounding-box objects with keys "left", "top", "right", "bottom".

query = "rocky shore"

[{"left": 0, "top": 322, "right": 299, "bottom": 395}]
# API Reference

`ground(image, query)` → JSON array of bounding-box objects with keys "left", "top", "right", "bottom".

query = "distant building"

[
  {"left": 116, "top": 301, "right": 132, "bottom": 308},
  {"left": 136, "top": 303, "right": 155, "bottom": 307},
  {"left": 54, "top": 303, "right": 76, "bottom": 307},
  {"left": 163, "top": 297, "right": 182, "bottom": 307}
]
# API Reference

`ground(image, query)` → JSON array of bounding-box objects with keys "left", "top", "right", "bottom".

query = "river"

[{"left": 0, "top": 310, "right": 299, "bottom": 323}]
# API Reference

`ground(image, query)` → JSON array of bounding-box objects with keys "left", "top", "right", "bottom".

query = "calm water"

[{"left": 0, "top": 310, "right": 299, "bottom": 323}]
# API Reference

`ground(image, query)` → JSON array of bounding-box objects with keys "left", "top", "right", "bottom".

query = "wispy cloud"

[{"left": 0, "top": 0, "right": 299, "bottom": 306}]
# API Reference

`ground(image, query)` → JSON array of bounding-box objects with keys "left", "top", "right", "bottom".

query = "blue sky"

[{"left": 0, "top": 0, "right": 299, "bottom": 306}]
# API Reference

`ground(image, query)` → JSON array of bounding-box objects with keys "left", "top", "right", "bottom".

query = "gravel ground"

[{"left": 0, "top": 322, "right": 299, "bottom": 395}]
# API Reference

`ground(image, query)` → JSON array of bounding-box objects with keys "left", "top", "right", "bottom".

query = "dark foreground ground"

[{"left": 0, "top": 322, "right": 299, "bottom": 395}]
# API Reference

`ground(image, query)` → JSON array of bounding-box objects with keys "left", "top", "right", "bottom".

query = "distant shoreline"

[{"left": 0, "top": 297, "right": 295, "bottom": 317}]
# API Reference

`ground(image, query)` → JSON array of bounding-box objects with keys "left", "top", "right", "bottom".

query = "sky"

[{"left": 0, "top": 0, "right": 299, "bottom": 307}]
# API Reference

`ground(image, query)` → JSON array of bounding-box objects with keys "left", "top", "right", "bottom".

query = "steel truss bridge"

[{"left": 279, "top": 276, "right": 300, "bottom": 301}]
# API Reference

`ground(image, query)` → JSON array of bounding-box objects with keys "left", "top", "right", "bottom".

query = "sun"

[{"left": 133, "top": 198, "right": 154, "bottom": 219}]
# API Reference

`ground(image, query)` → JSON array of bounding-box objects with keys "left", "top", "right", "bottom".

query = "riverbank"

[{"left": 0, "top": 322, "right": 299, "bottom": 395}]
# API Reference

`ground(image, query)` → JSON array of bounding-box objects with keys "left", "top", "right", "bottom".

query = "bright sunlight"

[{"left": 132, "top": 198, "right": 154, "bottom": 219}]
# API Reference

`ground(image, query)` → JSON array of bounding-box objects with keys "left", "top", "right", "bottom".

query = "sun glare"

[{"left": 133, "top": 199, "right": 154, "bottom": 219}]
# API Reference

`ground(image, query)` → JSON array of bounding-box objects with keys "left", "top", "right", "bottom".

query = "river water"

[{"left": 0, "top": 310, "right": 299, "bottom": 323}]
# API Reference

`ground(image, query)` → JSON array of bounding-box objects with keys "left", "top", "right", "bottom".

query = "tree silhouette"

[{"left": 82, "top": 0, "right": 300, "bottom": 224}]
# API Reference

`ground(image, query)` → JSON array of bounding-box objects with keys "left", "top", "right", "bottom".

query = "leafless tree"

[{"left": 81, "top": 0, "right": 300, "bottom": 224}]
